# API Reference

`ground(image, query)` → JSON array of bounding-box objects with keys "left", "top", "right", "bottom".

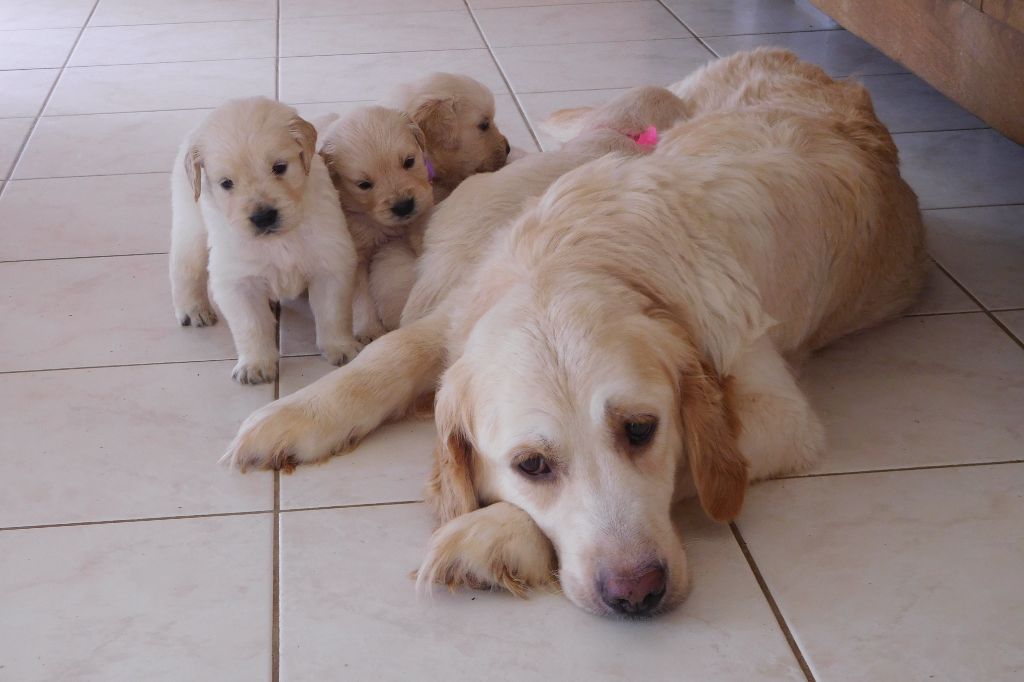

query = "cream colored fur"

[
  {"left": 170, "top": 97, "right": 361, "bottom": 384},
  {"left": 223, "top": 51, "right": 927, "bottom": 616}
]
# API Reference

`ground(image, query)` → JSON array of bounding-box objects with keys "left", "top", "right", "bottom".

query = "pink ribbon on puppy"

[{"left": 632, "top": 126, "right": 658, "bottom": 149}]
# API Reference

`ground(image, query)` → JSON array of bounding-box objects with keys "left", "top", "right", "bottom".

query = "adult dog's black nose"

[
  {"left": 249, "top": 206, "right": 279, "bottom": 232},
  {"left": 391, "top": 197, "right": 416, "bottom": 218},
  {"left": 599, "top": 565, "right": 667, "bottom": 616}
]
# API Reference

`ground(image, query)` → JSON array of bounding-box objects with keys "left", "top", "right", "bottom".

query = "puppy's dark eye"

[
  {"left": 517, "top": 455, "right": 551, "bottom": 478},
  {"left": 272, "top": 162, "right": 288, "bottom": 175},
  {"left": 478, "top": 119, "right": 490, "bottom": 132},
  {"left": 403, "top": 156, "right": 415, "bottom": 169},
  {"left": 356, "top": 180, "right": 373, "bottom": 190},
  {"left": 220, "top": 179, "right": 234, "bottom": 190},
  {"left": 624, "top": 420, "right": 657, "bottom": 446}
]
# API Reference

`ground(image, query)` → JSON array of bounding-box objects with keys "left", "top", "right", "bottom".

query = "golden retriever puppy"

[
  {"left": 170, "top": 97, "right": 362, "bottom": 384},
  {"left": 387, "top": 72, "right": 511, "bottom": 201},
  {"left": 318, "top": 106, "right": 434, "bottom": 340},
  {"left": 222, "top": 50, "right": 926, "bottom": 617}
]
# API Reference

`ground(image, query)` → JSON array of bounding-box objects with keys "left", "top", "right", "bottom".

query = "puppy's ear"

[
  {"left": 184, "top": 144, "right": 202, "bottom": 201},
  {"left": 537, "top": 106, "right": 594, "bottom": 143},
  {"left": 411, "top": 97, "right": 459, "bottom": 150},
  {"left": 681, "top": 361, "right": 748, "bottom": 522},
  {"left": 288, "top": 116, "right": 318, "bottom": 175},
  {"left": 427, "top": 364, "right": 479, "bottom": 524}
]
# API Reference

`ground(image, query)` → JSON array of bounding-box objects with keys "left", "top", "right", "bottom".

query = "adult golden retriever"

[{"left": 224, "top": 49, "right": 927, "bottom": 617}]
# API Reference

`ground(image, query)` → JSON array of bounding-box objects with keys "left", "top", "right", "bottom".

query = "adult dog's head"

[
  {"left": 319, "top": 106, "right": 434, "bottom": 230},
  {"left": 389, "top": 72, "right": 510, "bottom": 199},
  {"left": 185, "top": 97, "right": 318, "bottom": 237},
  {"left": 426, "top": 149, "right": 762, "bottom": 617}
]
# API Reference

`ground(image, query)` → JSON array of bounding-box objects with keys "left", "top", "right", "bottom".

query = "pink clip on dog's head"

[{"left": 632, "top": 126, "right": 658, "bottom": 149}]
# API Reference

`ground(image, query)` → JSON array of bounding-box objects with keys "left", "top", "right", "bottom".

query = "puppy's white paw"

[
  {"left": 175, "top": 300, "right": 218, "bottom": 327},
  {"left": 320, "top": 336, "right": 364, "bottom": 366},
  {"left": 416, "top": 502, "right": 556, "bottom": 598},
  {"left": 353, "top": 319, "right": 387, "bottom": 346},
  {"left": 221, "top": 396, "right": 342, "bottom": 472},
  {"left": 231, "top": 355, "right": 278, "bottom": 385}
]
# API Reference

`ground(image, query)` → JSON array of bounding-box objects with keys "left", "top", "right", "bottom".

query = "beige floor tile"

[
  {"left": 803, "top": 313, "right": 1024, "bottom": 473},
  {"left": 0, "top": 0, "right": 94, "bottom": 30},
  {"left": 0, "top": 515, "right": 272, "bottom": 681},
  {"left": 0, "top": 254, "right": 238, "bottom": 372},
  {"left": 926, "top": 205, "right": 1024, "bottom": 309},
  {"left": 0, "top": 117, "right": 33, "bottom": 180},
  {"left": 494, "top": 38, "right": 711, "bottom": 93},
  {"left": 663, "top": 0, "right": 836, "bottom": 36},
  {"left": 0, "top": 69, "right": 59, "bottom": 118},
  {"left": 281, "top": 10, "right": 482, "bottom": 57},
  {"left": 282, "top": 0, "right": 464, "bottom": 16},
  {"left": 16, "top": 108, "right": 208, "bottom": 179},
  {"left": 475, "top": 1, "right": 689, "bottom": 47},
  {"left": 279, "top": 502, "right": 805, "bottom": 681},
  {"left": 0, "top": 28, "right": 77, "bottom": 69},
  {"left": 0, "top": 173, "right": 170, "bottom": 260},
  {"left": 70, "top": 20, "right": 276, "bottom": 66},
  {"left": 90, "top": 0, "right": 277, "bottom": 26},
  {"left": 996, "top": 310, "right": 1024, "bottom": 343},
  {"left": 47, "top": 59, "right": 275, "bottom": 115},
  {"left": 706, "top": 29, "right": 906, "bottom": 77},
  {"left": 860, "top": 73, "right": 984, "bottom": 134},
  {"left": 470, "top": 0, "right": 644, "bottom": 7},
  {"left": 904, "top": 263, "right": 978, "bottom": 315},
  {"left": 738, "top": 465, "right": 1024, "bottom": 682},
  {"left": 0, "top": 361, "right": 272, "bottom": 527}
]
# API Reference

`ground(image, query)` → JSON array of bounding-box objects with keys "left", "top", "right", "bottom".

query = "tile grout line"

[
  {"left": 931, "top": 260, "right": 1024, "bottom": 351},
  {"left": 774, "top": 457, "right": 1024, "bottom": 481},
  {"left": 0, "top": 0, "right": 101, "bottom": 194},
  {"left": 655, "top": 0, "right": 720, "bottom": 57},
  {"left": 730, "top": 523, "right": 816, "bottom": 682},
  {"left": 461, "top": 0, "right": 544, "bottom": 152}
]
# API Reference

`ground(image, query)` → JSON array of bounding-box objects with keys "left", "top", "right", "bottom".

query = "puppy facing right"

[
  {"left": 319, "top": 106, "right": 434, "bottom": 340},
  {"left": 387, "top": 72, "right": 511, "bottom": 201},
  {"left": 170, "top": 97, "right": 362, "bottom": 384}
]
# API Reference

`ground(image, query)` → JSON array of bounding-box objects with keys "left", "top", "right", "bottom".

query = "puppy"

[
  {"left": 318, "top": 106, "right": 434, "bottom": 340},
  {"left": 387, "top": 72, "right": 511, "bottom": 201},
  {"left": 169, "top": 97, "right": 362, "bottom": 384}
]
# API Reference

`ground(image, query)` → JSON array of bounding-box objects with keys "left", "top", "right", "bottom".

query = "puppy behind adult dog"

[
  {"left": 170, "top": 97, "right": 362, "bottom": 384},
  {"left": 387, "top": 72, "right": 511, "bottom": 201},
  {"left": 319, "top": 106, "right": 434, "bottom": 340}
]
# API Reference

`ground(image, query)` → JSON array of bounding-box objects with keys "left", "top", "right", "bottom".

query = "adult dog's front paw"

[
  {"left": 221, "top": 396, "right": 338, "bottom": 472},
  {"left": 321, "top": 336, "right": 364, "bottom": 366},
  {"left": 175, "top": 299, "right": 218, "bottom": 327},
  {"left": 416, "top": 502, "right": 557, "bottom": 598},
  {"left": 231, "top": 355, "right": 278, "bottom": 385}
]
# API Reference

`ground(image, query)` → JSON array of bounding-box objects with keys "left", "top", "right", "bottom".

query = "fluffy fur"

[
  {"left": 170, "top": 97, "right": 362, "bottom": 384},
  {"left": 319, "top": 106, "right": 434, "bottom": 340},
  {"left": 386, "top": 72, "right": 511, "bottom": 201},
  {"left": 222, "top": 50, "right": 927, "bottom": 616}
]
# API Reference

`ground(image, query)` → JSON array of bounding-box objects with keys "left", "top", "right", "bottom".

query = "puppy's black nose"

[
  {"left": 505, "top": 138, "right": 511, "bottom": 156},
  {"left": 599, "top": 565, "right": 667, "bottom": 617},
  {"left": 391, "top": 197, "right": 416, "bottom": 218},
  {"left": 249, "top": 206, "right": 279, "bottom": 232}
]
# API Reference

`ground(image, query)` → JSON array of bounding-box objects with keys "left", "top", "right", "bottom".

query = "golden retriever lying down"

[{"left": 223, "top": 49, "right": 927, "bottom": 617}]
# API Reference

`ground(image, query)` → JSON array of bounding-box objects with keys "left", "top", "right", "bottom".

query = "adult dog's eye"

[
  {"left": 220, "top": 178, "right": 234, "bottom": 190},
  {"left": 272, "top": 162, "right": 288, "bottom": 175},
  {"left": 517, "top": 455, "right": 551, "bottom": 478},
  {"left": 625, "top": 420, "right": 657, "bottom": 446},
  {"left": 403, "top": 156, "right": 415, "bottom": 169},
  {"left": 356, "top": 180, "right": 373, "bottom": 190},
  {"left": 478, "top": 119, "right": 490, "bottom": 132}
]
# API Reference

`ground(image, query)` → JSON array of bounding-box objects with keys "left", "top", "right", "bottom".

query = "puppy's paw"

[
  {"left": 353, "top": 319, "right": 387, "bottom": 346},
  {"left": 231, "top": 355, "right": 278, "bottom": 385},
  {"left": 416, "top": 502, "right": 556, "bottom": 598},
  {"left": 175, "top": 300, "right": 218, "bottom": 327},
  {"left": 320, "top": 336, "right": 364, "bottom": 366},
  {"left": 221, "top": 397, "right": 340, "bottom": 472}
]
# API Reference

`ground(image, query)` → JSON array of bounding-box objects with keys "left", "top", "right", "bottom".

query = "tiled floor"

[{"left": 1, "top": 1, "right": 1022, "bottom": 680}]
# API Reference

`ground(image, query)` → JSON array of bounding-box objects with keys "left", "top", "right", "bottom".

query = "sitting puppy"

[
  {"left": 169, "top": 97, "right": 362, "bottom": 384},
  {"left": 387, "top": 72, "right": 511, "bottom": 202},
  {"left": 318, "top": 106, "right": 434, "bottom": 340}
]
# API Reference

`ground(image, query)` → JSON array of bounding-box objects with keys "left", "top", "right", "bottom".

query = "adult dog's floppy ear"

[
  {"left": 426, "top": 363, "right": 479, "bottom": 524},
  {"left": 184, "top": 144, "right": 202, "bottom": 202},
  {"left": 411, "top": 96, "right": 459, "bottom": 150},
  {"left": 288, "top": 115, "right": 318, "bottom": 175},
  {"left": 681, "top": 361, "right": 748, "bottom": 522}
]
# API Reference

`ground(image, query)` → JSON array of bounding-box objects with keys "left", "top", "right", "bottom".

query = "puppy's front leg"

[
  {"left": 169, "top": 167, "right": 217, "bottom": 327},
  {"left": 352, "top": 260, "right": 387, "bottom": 343},
  {"left": 308, "top": 271, "right": 363, "bottom": 366},
  {"left": 417, "top": 502, "right": 556, "bottom": 597},
  {"left": 222, "top": 312, "right": 448, "bottom": 471},
  {"left": 212, "top": 279, "right": 278, "bottom": 385}
]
